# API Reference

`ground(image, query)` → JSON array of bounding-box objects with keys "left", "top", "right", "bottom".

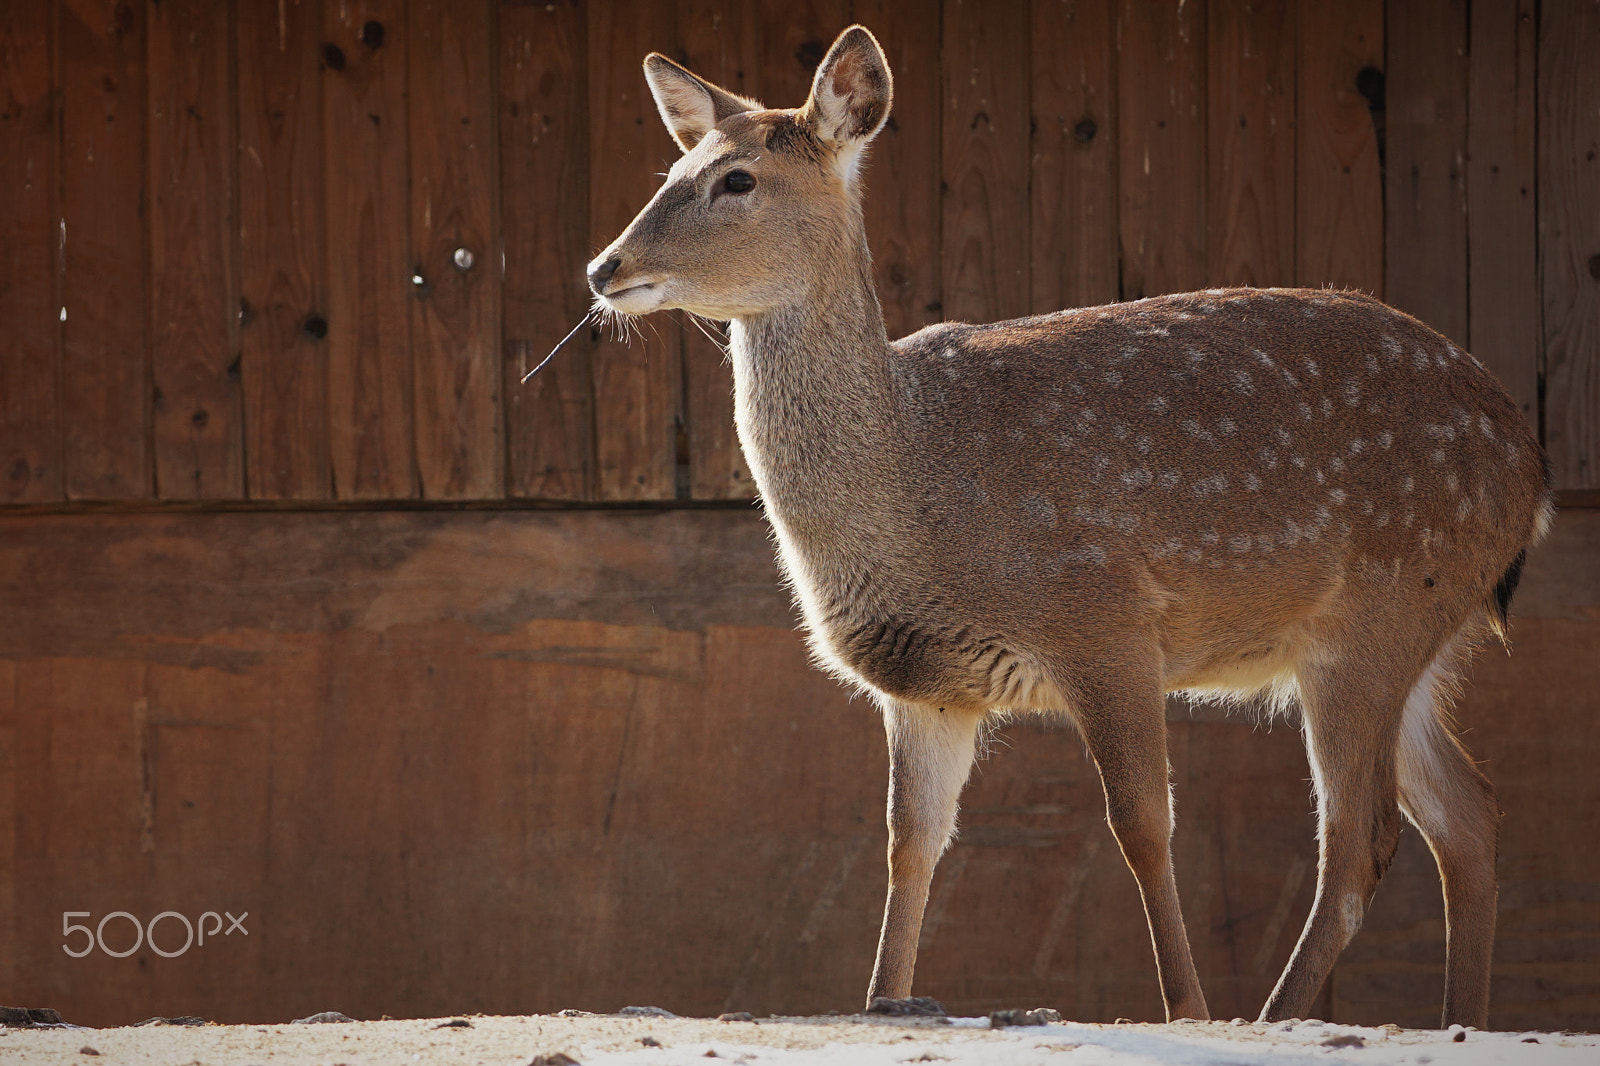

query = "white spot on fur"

[
  {"left": 1259, "top": 447, "right": 1279, "bottom": 468},
  {"left": 1329, "top": 488, "right": 1348, "bottom": 504},
  {"left": 1379, "top": 431, "right": 1394, "bottom": 450},
  {"left": 1432, "top": 448, "right": 1448, "bottom": 464},
  {"left": 1274, "top": 426, "right": 1292, "bottom": 446},
  {"left": 1292, "top": 455, "right": 1308, "bottom": 469},
  {"left": 1320, "top": 396, "right": 1334, "bottom": 417},
  {"left": 1412, "top": 348, "right": 1430, "bottom": 370},
  {"left": 1343, "top": 380, "right": 1361, "bottom": 406},
  {"left": 1182, "top": 419, "right": 1216, "bottom": 444},
  {"left": 1329, "top": 456, "right": 1345, "bottom": 472},
  {"left": 1297, "top": 401, "right": 1314, "bottom": 421},
  {"left": 1349, "top": 439, "right": 1365, "bottom": 455},
  {"left": 1242, "top": 471, "right": 1261, "bottom": 491},
  {"left": 1136, "top": 435, "right": 1153, "bottom": 454},
  {"left": 1121, "top": 467, "right": 1153, "bottom": 490},
  {"left": 1477, "top": 414, "right": 1495, "bottom": 438},
  {"left": 1229, "top": 368, "right": 1256, "bottom": 395},
  {"left": 1104, "top": 369, "right": 1123, "bottom": 386},
  {"left": 1304, "top": 357, "right": 1320, "bottom": 377},
  {"left": 1217, "top": 417, "right": 1237, "bottom": 435},
  {"left": 1160, "top": 469, "right": 1182, "bottom": 490},
  {"left": 1149, "top": 396, "right": 1169, "bottom": 413}
]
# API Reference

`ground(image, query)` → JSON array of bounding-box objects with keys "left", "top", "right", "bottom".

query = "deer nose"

[{"left": 588, "top": 255, "right": 622, "bottom": 294}]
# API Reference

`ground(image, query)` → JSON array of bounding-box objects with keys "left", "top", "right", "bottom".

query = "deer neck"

[{"left": 727, "top": 236, "right": 903, "bottom": 550}]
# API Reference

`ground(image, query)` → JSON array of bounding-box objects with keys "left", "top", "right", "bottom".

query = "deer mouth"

[{"left": 602, "top": 281, "right": 664, "bottom": 314}]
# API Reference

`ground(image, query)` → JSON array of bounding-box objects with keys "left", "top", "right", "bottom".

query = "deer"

[{"left": 583, "top": 25, "right": 1553, "bottom": 1029}]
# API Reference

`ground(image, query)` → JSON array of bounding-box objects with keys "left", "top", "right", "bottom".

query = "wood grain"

[
  {"left": 1117, "top": 0, "right": 1207, "bottom": 298},
  {"left": 59, "top": 0, "right": 151, "bottom": 500},
  {"left": 1294, "top": 0, "right": 1383, "bottom": 293},
  {"left": 1029, "top": 0, "right": 1119, "bottom": 313},
  {"left": 942, "top": 0, "right": 1030, "bottom": 324},
  {"left": 408, "top": 0, "right": 502, "bottom": 500},
  {"left": 677, "top": 2, "right": 760, "bottom": 501},
  {"left": 854, "top": 0, "right": 943, "bottom": 338},
  {"left": 0, "top": 0, "right": 60, "bottom": 502},
  {"left": 500, "top": 0, "right": 594, "bottom": 502},
  {"left": 1385, "top": 0, "right": 1469, "bottom": 343},
  {"left": 1538, "top": 0, "right": 1600, "bottom": 490},
  {"left": 1466, "top": 0, "right": 1539, "bottom": 427},
  {"left": 322, "top": 0, "right": 416, "bottom": 499},
  {"left": 588, "top": 0, "right": 681, "bottom": 501},
  {"left": 1207, "top": 0, "right": 1294, "bottom": 287},
  {"left": 236, "top": 0, "right": 331, "bottom": 500},
  {"left": 148, "top": 0, "right": 242, "bottom": 500}
]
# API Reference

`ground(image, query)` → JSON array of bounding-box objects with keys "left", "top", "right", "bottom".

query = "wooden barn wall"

[
  {"left": 2, "top": 0, "right": 1599, "bottom": 1035},
  {"left": 0, "top": 507, "right": 1596, "bottom": 1030},
  {"left": 0, "top": 0, "right": 1597, "bottom": 503}
]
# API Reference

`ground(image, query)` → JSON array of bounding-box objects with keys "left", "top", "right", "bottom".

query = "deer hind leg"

[
  {"left": 1262, "top": 658, "right": 1408, "bottom": 1022},
  {"left": 866, "top": 699, "right": 984, "bottom": 1006},
  {"left": 1396, "top": 638, "right": 1499, "bottom": 1030},
  {"left": 1075, "top": 682, "right": 1209, "bottom": 1021}
]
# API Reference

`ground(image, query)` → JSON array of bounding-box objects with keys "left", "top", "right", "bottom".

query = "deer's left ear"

[
  {"left": 644, "top": 54, "right": 763, "bottom": 153},
  {"left": 801, "top": 26, "right": 893, "bottom": 178}
]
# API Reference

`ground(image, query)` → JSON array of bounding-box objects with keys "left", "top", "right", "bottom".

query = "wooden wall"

[
  {"left": 1, "top": 508, "right": 1597, "bottom": 1029},
  {"left": 1, "top": 0, "right": 1597, "bottom": 504},
  {"left": 2, "top": 0, "right": 1599, "bottom": 1035}
]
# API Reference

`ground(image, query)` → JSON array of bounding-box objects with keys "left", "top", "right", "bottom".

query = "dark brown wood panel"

[
  {"left": 1294, "top": 0, "right": 1382, "bottom": 293},
  {"left": 237, "top": 0, "right": 331, "bottom": 501},
  {"left": 941, "top": 0, "right": 1030, "bottom": 324},
  {"left": 1539, "top": 0, "right": 1600, "bottom": 490},
  {"left": 587, "top": 0, "right": 681, "bottom": 501},
  {"left": 58, "top": 0, "right": 150, "bottom": 500},
  {"left": 322, "top": 0, "right": 416, "bottom": 499},
  {"left": 408, "top": 0, "right": 503, "bottom": 500},
  {"left": 1206, "top": 0, "right": 1294, "bottom": 287},
  {"left": 0, "top": 0, "right": 60, "bottom": 503},
  {"left": 855, "top": 0, "right": 942, "bottom": 339},
  {"left": 1117, "top": 0, "right": 1207, "bottom": 299},
  {"left": 499, "top": 0, "right": 594, "bottom": 502},
  {"left": 677, "top": 3, "right": 760, "bottom": 501},
  {"left": 1467, "top": 0, "right": 1539, "bottom": 426},
  {"left": 1029, "top": 0, "right": 1119, "bottom": 313},
  {"left": 1385, "top": 0, "right": 1469, "bottom": 343},
  {"left": 148, "top": 0, "right": 243, "bottom": 500}
]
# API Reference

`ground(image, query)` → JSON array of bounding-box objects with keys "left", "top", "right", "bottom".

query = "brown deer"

[{"left": 584, "top": 25, "right": 1553, "bottom": 1028}]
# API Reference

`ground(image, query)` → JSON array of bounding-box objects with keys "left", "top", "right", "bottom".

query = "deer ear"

[
  {"left": 643, "top": 54, "right": 763, "bottom": 153},
  {"left": 801, "top": 26, "right": 893, "bottom": 176}
]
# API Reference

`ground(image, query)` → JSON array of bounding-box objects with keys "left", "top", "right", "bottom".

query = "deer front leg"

[
  {"left": 1077, "top": 691, "right": 1210, "bottom": 1022},
  {"left": 866, "top": 700, "right": 983, "bottom": 1007}
]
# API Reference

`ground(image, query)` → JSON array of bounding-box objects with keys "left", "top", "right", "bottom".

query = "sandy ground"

[{"left": 2, "top": 1012, "right": 1597, "bottom": 1066}]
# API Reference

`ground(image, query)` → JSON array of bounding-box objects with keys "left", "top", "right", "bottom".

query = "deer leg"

[
  {"left": 1077, "top": 695, "right": 1210, "bottom": 1021},
  {"left": 1396, "top": 649, "right": 1500, "bottom": 1030},
  {"left": 1262, "top": 670, "right": 1405, "bottom": 1022},
  {"left": 865, "top": 700, "right": 983, "bottom": 1006}
]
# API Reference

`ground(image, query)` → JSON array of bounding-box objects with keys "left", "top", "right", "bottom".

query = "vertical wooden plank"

[
  {"left": 0, "top": 0, "right": 61, "bottom": 502},
  {"left": 1385, "top": 0, "right": 1468, "bottom": 342},
  {"left": 1467, "top": 0, "right": 1539, "bottom": 426},
  {"left": 1539, "top": 0, "right": 1600, "bottom": 489},
  {"left": 588, "top": 0, "right": 680, "bottom": 501},
  {"left": 754, "top": 0, "right": 846, "bottom": 107},
  {"left": 409, "top": 0, "right": 502, "bottom": 500},
  {"left": 323, "top": 0, "right": 415, "bottom": 499},
  {"left": 59, "top": 0, "right": 151, "bottom": 500},
  {"left": 942, "top": 0, "right": 1030, "bottom": 324},
  {"left": 1294, "top": 0, "right": 1382, "bottom": 292},
  {"left": 855, "top": 0, "right": 943, "bottom": 336},
  {"left": 1029, "top": 0, "right": 1119, "bottom": 313},
  {"left": 237, "top": 0, "right": 332, "bottom": 501},
  {"left": 1117, "top": 0, "right": 1207, "bottom": 299},
  {"left": 500, "top": 0, "right": 594, "bottom": 502},
  {"left": 0, "top": 660, "right": 15, "bottom": 1000},
  {"left": 1207, "top": 0, "right": 1294, "bottom": 287},
  {"left": 148, "top": 0, "right": 242, "bottom": 500},
  {"left": 677, "top": 2, "right": 760, "bottom": 501}
]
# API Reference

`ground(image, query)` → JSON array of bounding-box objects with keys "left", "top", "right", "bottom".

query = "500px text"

[{"left": 62, "top": 911, "right": 249, "bottom": 958}]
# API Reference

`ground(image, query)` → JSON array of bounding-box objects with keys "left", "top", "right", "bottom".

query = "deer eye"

[{"left": 721, "top": 169, "right": 756, "bottom": 194}]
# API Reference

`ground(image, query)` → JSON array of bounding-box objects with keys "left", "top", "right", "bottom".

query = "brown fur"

[{"left": 588, "top": 25, "right": 1553, "bottom": 1028}]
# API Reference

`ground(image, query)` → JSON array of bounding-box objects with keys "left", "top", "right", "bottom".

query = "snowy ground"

[{"left": 2, "top": 1012, "right": 1596, "bottom": 1065}]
